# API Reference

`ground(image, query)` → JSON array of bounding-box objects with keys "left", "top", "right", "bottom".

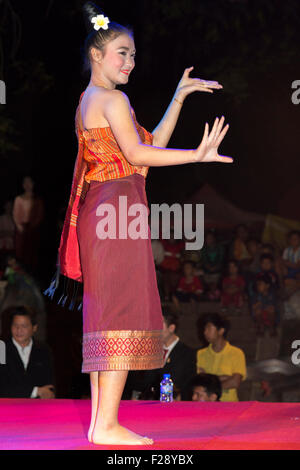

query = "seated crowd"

[
  {"left": 0, "top": 221, "right": 300, "bottom": 401},
  {"left": 153, "top": 224, "right": 300, "bottom": 337}
]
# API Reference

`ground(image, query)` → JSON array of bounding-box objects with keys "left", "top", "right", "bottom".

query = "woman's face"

[
  {"left": 23, "top": 176, "right": 34, "bottom": 192},
  {"left": 183, "top": 263, "right": 193, "bottom": 276},
  {"left": 94, "top": 33, "right": 136, "bottom": 86},
  {"left": 229, "top": 262, "right": 238, "bottom": 275}
]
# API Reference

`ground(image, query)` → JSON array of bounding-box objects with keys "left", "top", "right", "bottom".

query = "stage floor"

[{"left": 0, "top": 399, "right": 300, "bottom": 450}]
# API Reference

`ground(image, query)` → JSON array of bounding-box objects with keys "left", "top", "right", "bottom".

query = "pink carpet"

[{"left": 0, "top": 399, "right": 300, "bottom": 450}]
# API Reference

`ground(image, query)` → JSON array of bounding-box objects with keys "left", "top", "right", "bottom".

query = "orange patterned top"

[
  {"left": 77, "top": 92, "right": 152, "bottom": 182},
  {"left": 57, "top": 91, "right": 154, "bottom": 283}
]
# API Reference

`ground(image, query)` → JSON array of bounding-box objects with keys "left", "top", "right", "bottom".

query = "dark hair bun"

[{"left": 82, "top": 1, "right": 106, "bottom": 34}]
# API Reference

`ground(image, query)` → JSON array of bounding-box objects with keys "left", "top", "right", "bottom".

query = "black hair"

[
  {"left": 261, "top": 243, "right": 275, "bottom": 253},
  {"left": 10, "top": 306, "right": 37, "bottom": 327},
  {"left": 256, "top": 273, "right": 272, "bottom": 287},
  {"left": 162, "top": 310, "right": 179, "bottom": 333},
  {"left": 189, "top": 373, "right": 222, "bottom": 401},
  {"left": 288, "top": 230, "right": 300, "bottom": 239},
  {"left": 259, "top": 253, "right": 274, "bottom": 263},
  {"left": 182, "top": 260, "right": 196, "bottom": 269},
  {"left": 82, "top": 2, "right": 134, "bottom": 75},
  {"left": 199, "top": 312, "right": 230, "bottom": 338},
  {"left": 226, "top": 258, "right": 241, "bottom": 275}
]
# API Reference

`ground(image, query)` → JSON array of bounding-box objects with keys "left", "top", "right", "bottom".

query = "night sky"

[{"left": 1, "top": 0, "right": 300, "bottom": 279}]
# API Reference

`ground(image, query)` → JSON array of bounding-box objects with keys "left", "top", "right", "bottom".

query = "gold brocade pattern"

[{"left": 82, "top": 330, "right": 164, "bottom": 372}]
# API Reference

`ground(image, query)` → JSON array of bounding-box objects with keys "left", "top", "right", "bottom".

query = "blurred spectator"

[
  {"left": 196, "top": 313, "right": 246, "bottom": 401},
  {"left": 180, "top": 234, "right": 202, "bottom": 276},
  {"left": 244, "top": 238, "right": 261, "bottom": 275},
  {"left": 0, "top": 254, "right": 47, "bottom": 342},
  {"left": 220, "top": 259, "right": 246, "bottom": 314},
  {"left": 261, "top": 243, "right": 285, "bottom": 283},
  {"left": 0, "top": 306, "right": 55, "bottom": 398},
  {"left": 230, "top": 224, "right": 251, "bottom": 267},
  {"left": 200, "top": 230, "right": 224, "bottom": 301},
  {"left": 12, "top": 176, "right": 45, "bottom": 275},
  {"left": 257, "top": 254, "right": 280, "bottom": 292},
  {"left": 123, "top": 310, "right": 196, "bottom": 401},
  {"left": 189, "top": 373, "right": 222, "bottom": 402},
  {"left": 160, "top": 228, "right": 184, "bottom": 301},
  {"left": 250, "top": 274, "right": 279, "bottom": 337},
  {"left": 172, "top": 260, "right": 204, "bottom": 307},
  {"left": 282, "top": 230, "right": 300, "bottom": 280},
  {"left": 0, "top": 201, "right": 15, "bottom": 255},
  {"left": 200, "top": 230, "right": 225, "bottom": 283}
]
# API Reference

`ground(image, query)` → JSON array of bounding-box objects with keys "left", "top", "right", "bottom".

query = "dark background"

[{"left": 1, "top": 0, "right": 300, "bottom": 282}]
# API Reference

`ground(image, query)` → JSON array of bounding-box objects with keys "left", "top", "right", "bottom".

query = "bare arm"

[
  {"left": 220, "top": 373, "right": 243, "bottom": 390},
  {"left": 102, "top": 89, "right": 232, "bottom": 167}
]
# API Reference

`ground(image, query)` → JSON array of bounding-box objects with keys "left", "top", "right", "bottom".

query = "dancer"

[{"left": 55, "top": 1, "right": 232, "bottom": 446}]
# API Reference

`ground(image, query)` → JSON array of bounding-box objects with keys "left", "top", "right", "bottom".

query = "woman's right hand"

[{"left": 194, "top": 116, "right": 233, "bottom": 163}]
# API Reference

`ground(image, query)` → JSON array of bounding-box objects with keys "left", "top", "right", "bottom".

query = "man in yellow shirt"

[{"left": 196, "top": 313, "right": 246, "bottom": 401}]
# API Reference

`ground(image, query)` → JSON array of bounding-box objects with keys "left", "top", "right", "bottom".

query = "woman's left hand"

[{"left": 175, "top": 66, "right": 223, "bottom": 101}]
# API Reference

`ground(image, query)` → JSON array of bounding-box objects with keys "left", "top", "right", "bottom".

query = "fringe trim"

[{"left": 43, "top": 263, "right": 83, "bottom": 312}]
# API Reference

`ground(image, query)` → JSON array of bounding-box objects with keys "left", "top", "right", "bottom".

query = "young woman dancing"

[{"left": 57, "top": 1, "right": 232, "bottom": 446}]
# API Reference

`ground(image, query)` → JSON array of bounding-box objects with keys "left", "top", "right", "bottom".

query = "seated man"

[
  {"left": 196, "top": 312, "right": 246, "bottom": 402},
  {"left": 190, "top": 373, "right": 222, "bottom": 402},
  {"left": 123, "top": 310, "right": 196, "bottom": 400},
  {"left": 0, "top": 306, "right": 55, "bottom": 398}
]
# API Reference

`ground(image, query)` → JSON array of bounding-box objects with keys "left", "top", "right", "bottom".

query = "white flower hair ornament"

[{"left": 91, "top": 14, "right": 110, "bottom": 31}]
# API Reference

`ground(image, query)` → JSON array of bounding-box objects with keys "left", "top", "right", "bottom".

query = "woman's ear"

[{"left": 90, "top": 47, "right": 103, "bottom": 64}]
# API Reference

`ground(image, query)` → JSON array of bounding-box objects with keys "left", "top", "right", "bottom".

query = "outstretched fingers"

[
  {"left": 208, "top": 117, "right": 220, "bottom": 143},
  {"left": 215, "top": 122, "right": 230, "bottom": 147},
  {"left": 217, "top": 154, "right": 233, "bottom": 163}
]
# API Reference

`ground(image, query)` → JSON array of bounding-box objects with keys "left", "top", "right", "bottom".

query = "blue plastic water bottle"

[{"left": 160, "top": 373, "right": 173, "bottom": 402}]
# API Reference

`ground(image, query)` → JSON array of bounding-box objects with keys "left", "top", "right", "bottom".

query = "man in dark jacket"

[
  {"left": 123, "top": 310, "right": 196, "bottom": 400},
  {"left": 0, "top": 306, "right": 55, "bottom": 398}
]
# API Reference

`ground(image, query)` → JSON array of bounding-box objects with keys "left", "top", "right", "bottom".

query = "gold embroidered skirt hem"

[{"left": 82, "top": 330, "right": 164, "bottom": 373}]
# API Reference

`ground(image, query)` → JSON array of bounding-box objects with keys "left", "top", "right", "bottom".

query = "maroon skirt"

[{"left": 77, "top": 173, "right": 164, "bottom": 372}]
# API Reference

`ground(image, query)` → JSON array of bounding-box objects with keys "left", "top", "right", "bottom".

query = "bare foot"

[
  {"left": 91, "top": 423, "right": 154, "bottom": 446},
  {"left": 87, "top": 427, "right": 93, "bottom": 443}
]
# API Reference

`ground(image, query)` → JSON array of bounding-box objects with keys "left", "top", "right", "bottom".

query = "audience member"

[
  {"left": 250, "top": 274, "right": 279, "bottom": 336},
  {"left": 196, "top": 313, "right": 246, "bottom": 401},
  {"left": 180, "top": 234, "right": 202, "bottom": 276},
  {"left": 200, "top": 230, "right": 224, "bottom": 300},
  {"left": 12, "top": 175, "right": 45, "bottom": 275},
  {"left": 172, "top": 260, "right": 204, "bottom": 307},
  {"left": 189, "top": 373, "right": 222, "bottom": 402},
  {"left": 123, "top": 310, "right": 196, "bottom": 401},
  {"left": 220, "top": 259, "right": 246, "bottom": 313},
  {"left": 230, "top": 224, "right": 251, "bottom": 267},
  {"left": 0, "top": 254, "right": 47, "bottom": 341},
  {"left": 282, "top": 230, "right": 300, "bottom": 280},
  {"left": 244, "top": 238, "right": 261, "bottom": 275},
  {"left": 0, "top": 306, "right": 55, "bottom": 398}
]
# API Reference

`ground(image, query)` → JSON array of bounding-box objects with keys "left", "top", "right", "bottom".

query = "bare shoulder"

[
  {"left": 101, "top": 89, "right": 131, "bottom": 110},
  {"left": 81, "top": 88, "right": 131, "bottom": 128}
]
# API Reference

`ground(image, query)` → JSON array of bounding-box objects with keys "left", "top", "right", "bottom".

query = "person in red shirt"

[
  {"left": 172, "top": 261, "right": 204, "bottom": 305},
  {"left": 221, "top": 259, "right": 246, "bottom": 313}
]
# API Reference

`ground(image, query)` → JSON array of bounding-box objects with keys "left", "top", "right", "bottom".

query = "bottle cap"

[{"left": 163, "top": 373, "right": 170, "bottom": 378}]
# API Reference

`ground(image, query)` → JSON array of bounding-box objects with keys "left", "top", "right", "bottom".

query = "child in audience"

[
  {"left": 250, "top": 274, "right": 279, "bottom": 336},
  {"left": 220, "top": 260, "right": 246, "bottom": 313},
  {"left": 172, "top": 260, "right": 204, "bottom": 305},
  {"left": 282, "top": 230, "right": 300, "bottom": 280}
]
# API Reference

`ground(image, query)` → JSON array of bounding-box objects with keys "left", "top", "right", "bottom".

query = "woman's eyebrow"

[{"left": 118, "top": 46, "right": 136, "bottom": 53}]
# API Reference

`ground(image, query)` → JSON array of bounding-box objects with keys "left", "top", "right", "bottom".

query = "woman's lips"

[{"left": 121, "top": 70, "right": 129, "bottom": 75}]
